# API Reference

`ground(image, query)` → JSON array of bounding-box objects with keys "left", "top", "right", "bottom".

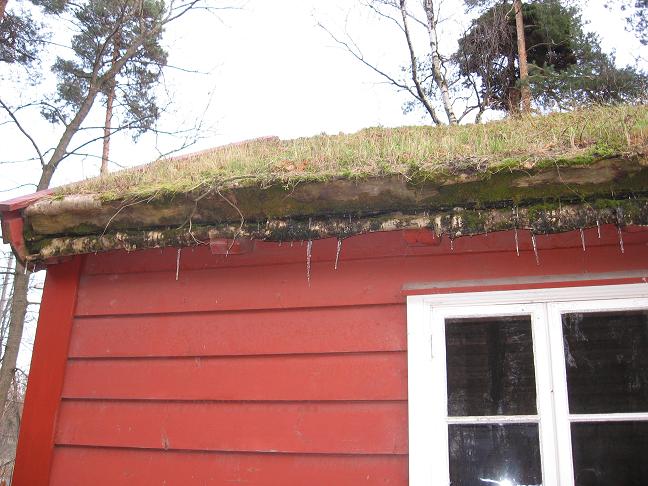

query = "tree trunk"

[
  {"left": 507, "top": 49, "right": 521, "bottom": 113},
  {"left": 0, "top": 254, "right": 12, "bottom": 317},
  {"left": 398, "top": 0, "right": 441, "bottom": 125},
  {"left": 0, "top": 254, "right": 14, "bottom": 344},
  {"left": 0, "top": 265, "right": 28, "bottom": 421},
  {"left": 101, "top": 90, "right": 115, "bottom": 175},
  {"left": 0, "top": 0, "right": 9, "bottom": 20},
  {"left": 38, "top": 85, "right": 101, "bottom": 189},
  {"left": 423, "top": 0, "right": 458, "bottom": 125},
  {"left": 101, "top": 34, "right": 120, "bottom": 176},
  {"left": 513, "top": 0, "right": 531, "bottom": 113}
]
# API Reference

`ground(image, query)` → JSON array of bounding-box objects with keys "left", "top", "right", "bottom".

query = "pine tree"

[
  {"left": 456, "top": 0, "right": 648, "bottom": 113},
  {"left": 43, "top": 0, "right": 168, "bottom": 178}
]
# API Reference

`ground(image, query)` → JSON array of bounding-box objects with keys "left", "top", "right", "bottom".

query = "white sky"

[
  {"left": 1, "top": 0, "right": 646, "bottom": 192},
  {"left": 0, "top": 0, "right": 646, "bottom": 369}
]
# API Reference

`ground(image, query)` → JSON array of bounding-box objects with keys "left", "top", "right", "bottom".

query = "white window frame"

[{"left": 407, "top": 283, "right": 648, "bottom": 486}]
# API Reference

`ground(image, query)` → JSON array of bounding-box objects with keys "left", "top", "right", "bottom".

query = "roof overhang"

[{"left": 2, "top": 157, "right": 648, "bottom": 266}]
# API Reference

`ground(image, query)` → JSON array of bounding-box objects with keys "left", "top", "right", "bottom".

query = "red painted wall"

[{"left": 15, "top": 227, "right": 648, "bottom": 486}]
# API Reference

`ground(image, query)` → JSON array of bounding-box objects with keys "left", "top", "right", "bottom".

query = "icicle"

[
  {"left": 531, "top": 234, "right": 540, "bottom": 265},
  {"left": 596, "top": 219, "right": 601, "bottom": 239},
  {"left": 334, "top": 239, "right": 343, "bottom": 270},
  {"left": 580, "top": 228, "right": 586, "bottom": 252},
  {"left": 175, "top": 248, "right": 181, "bottom": 281},
  {"left": 279, "top": 241, "right": 282, "bottom": 247},
  {"left": 23, "top": 264, "right": 27, "bottom": 275},
  {"left": 514, "top": 228, "right": 520, "bottom": 257},
  {"left": 306, "top": 240, "right": 313, "bottom": 286},
  {"left": 618, "top": 226, "right": 625, "bottom": 254},
  {"left": 290, "top": 241, "right": 294, "bottom": 248},
  {"left": 450, "top": 237, "right": 454, "bottom": 251}
]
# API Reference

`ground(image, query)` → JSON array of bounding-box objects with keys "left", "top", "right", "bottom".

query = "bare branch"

[
  {"left": 319, "top": 22, "right": 441, "bottom": 124},
  {"left": 0, "top": 184, "right": 38, "bottom": 193},
  {"left": 0, "top": 98, "right": 45, "bottom": 167}
]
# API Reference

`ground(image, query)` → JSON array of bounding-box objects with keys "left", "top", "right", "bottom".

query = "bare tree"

[{"left": 321, "top": 0, "right": 470, "bottom": 125}]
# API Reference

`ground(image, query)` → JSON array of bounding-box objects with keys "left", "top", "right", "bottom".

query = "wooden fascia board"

[
  {"left": 0, "top": 189, "right": 53, "bottom": 266},
  {"left": 0, "top": 189, "right": 53, "bottom": 212}
]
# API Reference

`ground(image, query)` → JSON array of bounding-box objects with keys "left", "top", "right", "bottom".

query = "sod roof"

[
  {"left": 4, "top": 104, "right": 648, "bottom": 264},
  {"left": 59, "top": 104, "right": 648, "bottom": 200}
]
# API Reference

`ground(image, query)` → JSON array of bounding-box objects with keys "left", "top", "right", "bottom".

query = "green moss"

[
  {"left": 68, "top": 222, "right": 104, "bottom": 235},
  {"left": 526, "top": 202, "right": 562, "bottom": 221},
  {"left": 455, "top": 210, "right": 489, "bottom": 233}
]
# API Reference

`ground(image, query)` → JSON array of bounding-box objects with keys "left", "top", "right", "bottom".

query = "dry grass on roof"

[{"left": 60, "top": 104, "right": 648, "bottom": 200}]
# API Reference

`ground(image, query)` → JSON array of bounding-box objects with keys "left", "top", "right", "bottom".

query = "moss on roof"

[{"left": 58, "top": 104, "right": 648, "bottom": 201}]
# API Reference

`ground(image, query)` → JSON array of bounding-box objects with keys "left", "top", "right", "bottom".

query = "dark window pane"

[
  {"left": 572, "top": 422, "right": 648, "bottom": 486},
  {"left": 446, "top": 316, "right": 537, "bottom": 416},
  {"left": 562, "top": 311, "right": 648, "bottom": 414},
  {"left": 448, "top": 424, "right": 543, "bottom": 486}
]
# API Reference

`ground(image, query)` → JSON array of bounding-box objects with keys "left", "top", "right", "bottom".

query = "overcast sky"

[
  {"left": 1, "top": 0, "right": 646, "bottom": 194},
  {"left": 1, "top": 0, "right": 646, "bottom": 369}
]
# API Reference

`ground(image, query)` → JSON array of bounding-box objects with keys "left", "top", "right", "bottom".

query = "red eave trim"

[
  {"left": 1, "top": 211, "right": 27, "bottom": 262},
  {"left": 0, "top": 188, "right": 53, "bottom": 212},
  {"left": 0, "top": 189, "right": 53, "bottom": 266}
]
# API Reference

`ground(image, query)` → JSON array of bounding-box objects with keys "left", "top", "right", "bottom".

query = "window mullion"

[
  {"left": 532, "top": 303, "right": 561, "bottom": 486},
  {"left": 547, "top": 302, "right": 576, "bottom": 486},
  {"left": 429, "top": 310, "right": 450, "bottom": 486}
]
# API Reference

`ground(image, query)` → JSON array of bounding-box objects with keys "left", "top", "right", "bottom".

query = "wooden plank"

[
  {"left": 68, "top": 304, "right": 405, "bottom": 358},
  {"left": 62, "top": 352, "right": 407, "bottom": 401},
  {"left": 75, "top": 240, "right": 648, "bottom": 316},
  {"left": 50, "top": 447, "right": 408, "bottom": 486},
  {"left": 12, "top": 257, "right": 83, "bottom": 486},
  {"left": 55, "top": 400, "right": 408, "bottom": 455}
]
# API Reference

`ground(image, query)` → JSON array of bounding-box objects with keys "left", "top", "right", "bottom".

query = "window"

[{"left": 407, "top": 284, "right": 648, "bottom": 486}]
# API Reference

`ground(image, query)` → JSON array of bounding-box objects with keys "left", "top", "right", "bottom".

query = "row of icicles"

[{"left": 174, "top": 218, "right": 627, "bottom": 285}]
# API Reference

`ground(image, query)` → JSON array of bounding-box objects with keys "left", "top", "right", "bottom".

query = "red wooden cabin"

[{"left": 2, "top": 129, "right": 648, "bottom": 485}]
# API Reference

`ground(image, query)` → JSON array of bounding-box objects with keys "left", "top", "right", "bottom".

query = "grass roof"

[{"left": 59, "top": 104, "right": 648, "bottom": 201}]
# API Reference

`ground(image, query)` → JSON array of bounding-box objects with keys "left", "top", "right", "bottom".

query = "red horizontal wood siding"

[
  {"left": 68, "top": 304, "right": 406, "bottom": 358},
  {"left": 62, "top": 352, "right": 407, "bottom": 401},
  {"left": 35, "top": 227, "right": 648, "bottom": 485},
  {"left": 50, "top": 448, "right": 408, "bottom": 486},
  {"left": 55, "top": 400, "right": 408, "bottom": 454}
]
